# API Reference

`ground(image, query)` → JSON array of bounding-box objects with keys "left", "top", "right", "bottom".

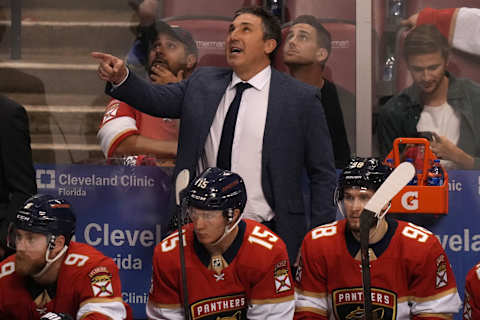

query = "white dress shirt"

[{"left": 199, "top": 66, "right": 274, "bottom": 222}]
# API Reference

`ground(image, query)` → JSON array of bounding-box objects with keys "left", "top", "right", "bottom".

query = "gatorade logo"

[
  {"left": 36, "top": 169, "right": 56, "bottom": 189},
  {"left": 401, "top": 191, "right": 418, "bottom": 210}
]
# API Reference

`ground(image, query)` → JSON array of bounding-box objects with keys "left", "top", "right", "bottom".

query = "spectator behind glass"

[
  {"left": 97, "top": 20, "right": 198, "bottom": 165},
  {"left": 0, "top": 96, "right": 36, "bottom": 261},
  {"left": 377, "top": 24, "right": 480, "bottom": 169},
  {"left": 402, "top": 7, "right": 480, "bottom": 57},
  {"left": 126, "top": 0, "right": 161, "bottom": 76},
  {"left": 132, "top": 0, "right": 159, "bottom": 27},
  {"left": 283, "top": 15, "right": 350, "bottom": 169},
  {"left": 92, "top": 6, "right": 337, "bottom": 264}
]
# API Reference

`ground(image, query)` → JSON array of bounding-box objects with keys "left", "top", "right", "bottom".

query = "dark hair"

[
  {"left": 233, "top": 6, "right": 282, "bottom": 62},
  {"left": 403, "top": 24, "right": 450, "bottom": 61},
  {"left": 292, "top": 15, "right": 331, "bottom": 55}
]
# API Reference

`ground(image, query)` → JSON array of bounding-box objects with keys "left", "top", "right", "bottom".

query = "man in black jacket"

[
  {"left": 283, "top": 15, "right": 351, "bottom": 169},
  {"left": 0, "top": 95, "right": 36, "bottom": 260}
]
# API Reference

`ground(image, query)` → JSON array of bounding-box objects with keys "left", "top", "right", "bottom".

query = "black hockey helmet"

[
  {"left": 337, "top": 157, "right": 390, "bottom": 201},
  {"left": 13, "top": 194, "right": 76, "bottom": 244},
  {"left": 185, "top": 167, "right": 247, "bottom": 216}
]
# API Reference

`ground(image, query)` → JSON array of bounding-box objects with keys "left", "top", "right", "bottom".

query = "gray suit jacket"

[{"left": 108, "top": 66, "right": 337, "bottom": 261}]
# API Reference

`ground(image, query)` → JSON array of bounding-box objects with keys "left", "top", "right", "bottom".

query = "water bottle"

[
  {"left": 427, "top": 159, "right": 445, "bottom": 186},
  {"left": 389, "top": 0, "right": 404, "bottom": 17},
  {"left": 406, "top": 158, "right": 417, "bottom": 185},
  {"left": 383, "top": 56, "right": 395, "bottom": 82},
  {"left": 266, "top": 0, "right": 283, "bottom": 21}
]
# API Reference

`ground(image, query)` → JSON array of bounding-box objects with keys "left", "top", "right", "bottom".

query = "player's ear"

[
  {"left": 54, "top": 235, "right": 66, "bottom": 249},
  {"left": 227, "top": 209, "right": 241, "bottom": 225}
]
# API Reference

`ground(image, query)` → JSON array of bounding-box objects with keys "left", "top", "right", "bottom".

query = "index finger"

[
  {"left": 431, "top": 132, "right": 440, "bottom": 142},
  {"left": 91, "top": 51, "right": 113, "bottom": 61}
]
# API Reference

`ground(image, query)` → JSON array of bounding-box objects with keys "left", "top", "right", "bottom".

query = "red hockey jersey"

[
  {"left": 147, "top": 219, "right": 295, "bottom": 320},
  {"left": 98, "top": 99, "right": 179, "bottom": 157},
  {"left": 294, "top": 219, "right": 461, "bottom": 319},
  {"left": 464, "top": 262, "right": 480, "bottom": 320},
  {"left": 0, "top": 242, "right": 131, "bottom": 319}
]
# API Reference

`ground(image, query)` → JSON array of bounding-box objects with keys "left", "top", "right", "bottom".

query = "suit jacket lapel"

[{"left": 263, "top": 69, "right": 285, "bottom": 165}]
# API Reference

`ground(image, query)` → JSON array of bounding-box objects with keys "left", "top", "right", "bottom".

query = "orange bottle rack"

[{"left": 384, "top": 137, "right": 449, "bottom": 214}]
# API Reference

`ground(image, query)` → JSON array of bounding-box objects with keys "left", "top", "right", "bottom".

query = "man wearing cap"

[{"left": 97, "top": 20, "right": 198, "bottom": 163}]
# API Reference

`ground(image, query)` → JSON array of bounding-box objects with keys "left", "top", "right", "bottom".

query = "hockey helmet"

[
  {"left": 337, "top": 157, "right": 390, "bottom": 201},
  {"left": 185, "top": 167, "right": 247, "bottom": 217},
  {"left": 13, "top": 194, "right": 76, "bottom": 243}
]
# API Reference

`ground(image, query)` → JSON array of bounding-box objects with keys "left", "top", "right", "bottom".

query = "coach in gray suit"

[{"left": 93, "top": 7, "right": 336, "bottom": 262}]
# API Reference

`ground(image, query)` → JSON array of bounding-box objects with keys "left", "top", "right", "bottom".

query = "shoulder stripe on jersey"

[
  {"left": 150, "top": 302, "right": 182, "bottom": 309},
  {"left": 97, "top": 116, "right": 138, "bottom": 157},
  {"left": 77, "top": 300, "right": 126, "bottom": 320},
  {"left": 147, "top": 302, "right": 183, "bottom": 320},
  {"left": 413, "top": 313, "right": 454, "bottom": 319},
  {"left": 295, "top": 306, "right": 327, "bottom": 316},
  {"left": 295, "top": 288, "right": 327, "bottom": 299},
  {"left": 409, "top": 287, "right": 458, "bottom": 303},
  {"left": 79, "top": 296, "right": 125, "bottom": 307},
  {"left": 250, "top": 294, "right": 294, "bottom": 305}
]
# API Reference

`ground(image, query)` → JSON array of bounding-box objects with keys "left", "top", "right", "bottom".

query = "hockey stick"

[
  {"left": 175, "top": 169, "right": 191, "bottom": 320},
  {"left": 359, "top": 161, "right": 415, "bottom": 319}
]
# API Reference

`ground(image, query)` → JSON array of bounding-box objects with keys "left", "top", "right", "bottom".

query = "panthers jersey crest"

[{"left": 332, "top": 287, "right": 397, "bottom": 319}]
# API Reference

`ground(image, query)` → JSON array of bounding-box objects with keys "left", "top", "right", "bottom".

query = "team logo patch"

[
  {"left": 435, "top": 254, "right": 448, "bottom": 288},
  {"left": 274, "top": 260, "right": 292, "bottom": 293},
  {"left": 101, "top": 102, "right": 120, "bottom": 124},
  {"left": 190, "top": 293, "right": 247, "bottom": 319},
  {"left": 89, "top": 266, "right": 114, "bottom": 297},
  {"left": 332, "top": 287, "right": 397, "bottom": 319}
]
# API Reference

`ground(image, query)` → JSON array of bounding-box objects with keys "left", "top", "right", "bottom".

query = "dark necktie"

[{"left": 217, "top": 82, "right": 252, "bottom": 170}]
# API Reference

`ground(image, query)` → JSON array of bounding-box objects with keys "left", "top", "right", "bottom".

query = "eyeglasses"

[{"left": 188, "top": 208, "right": 223, "bottom": 221}]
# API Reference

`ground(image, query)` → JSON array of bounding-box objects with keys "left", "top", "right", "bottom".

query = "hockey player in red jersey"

[
  {"left": 0, "top": 194, "right": 132, "bottom": 320},
  {"left": 97, "top": 20, "right": 198, "bottom": 162},
  {"left": 294, "top": 157, "right": 462, "bottom": 319},
  {"left": 147, "top": 167, "right": 295, "bottom": 319},
  {"left": 464, "top": 262, "right": 480, "bottom": 319}
]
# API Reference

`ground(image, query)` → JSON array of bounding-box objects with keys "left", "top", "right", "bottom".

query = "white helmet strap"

[{"left": 32, "top": 235, "right": 68, "bottom": 279}]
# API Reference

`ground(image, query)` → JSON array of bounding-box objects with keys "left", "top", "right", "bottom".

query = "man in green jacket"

[{"left": 377, "top": 24, "right": 480, "bottom": 170}]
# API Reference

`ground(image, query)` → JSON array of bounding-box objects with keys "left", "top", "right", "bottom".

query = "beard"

[
  {"left": 15, "top": 254, "right": 45, "bottom": 277},
  {"left": 148, "top": 56, "right": 188, "bottom": 77}
]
